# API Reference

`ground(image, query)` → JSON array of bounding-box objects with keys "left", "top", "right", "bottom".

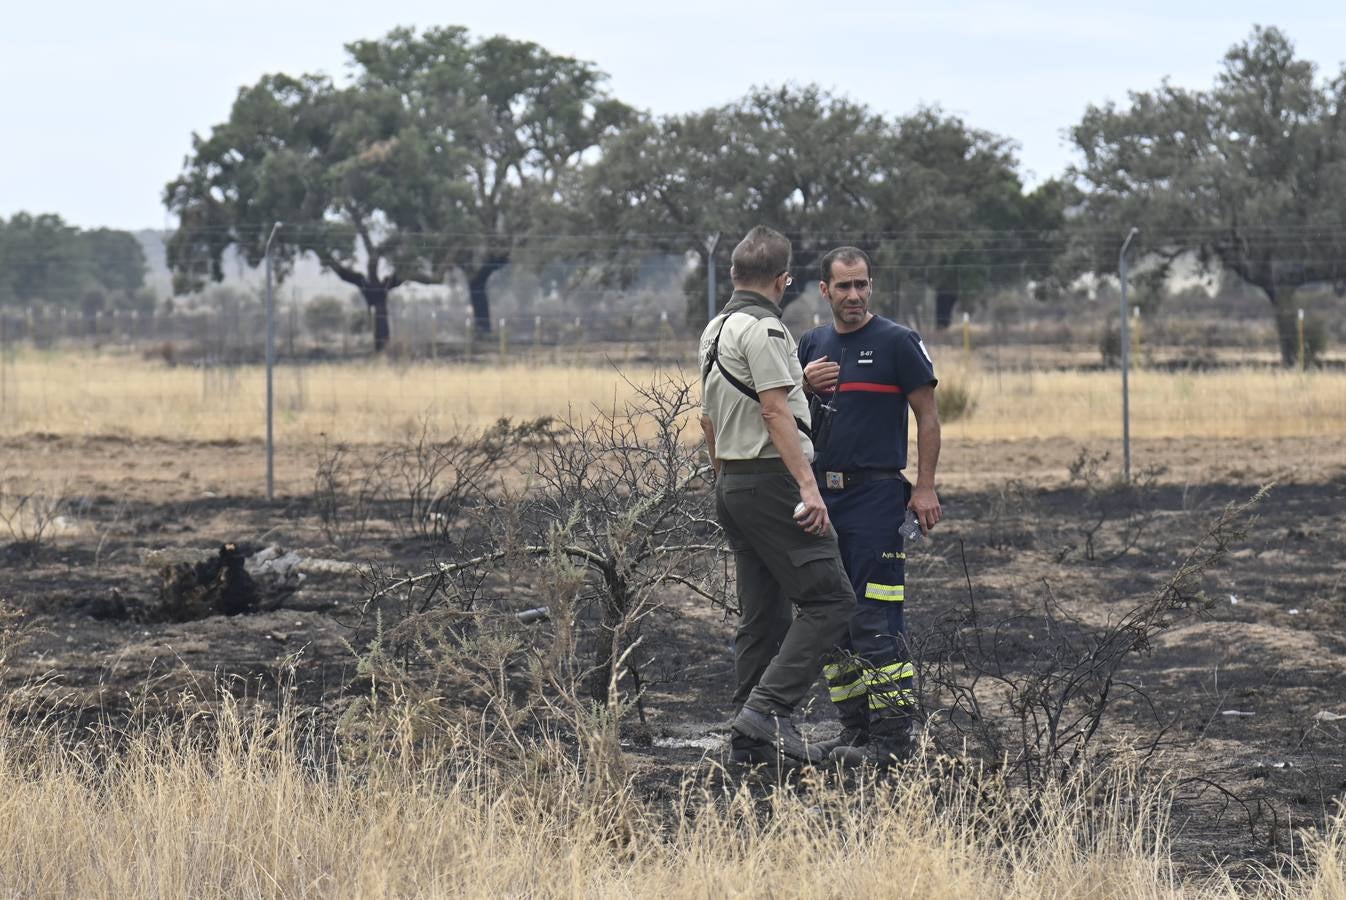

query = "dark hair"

[
  {"left": 731, "top": 225, "right": 792, "bottom": 285},
  {"left": 819, "top": 246, "right": 872, "bottom": 283}
]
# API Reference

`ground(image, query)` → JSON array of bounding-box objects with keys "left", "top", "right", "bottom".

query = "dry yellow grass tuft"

[
  {"left": 0, "top": 701, "right": 1340, "bottom": 898},
  {"left": 1, "top": 349, "right": 1344, "bottom": 445}
]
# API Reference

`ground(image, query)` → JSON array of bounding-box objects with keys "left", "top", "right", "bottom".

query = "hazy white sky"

[{"left": 2, "top": 1, "right": 1342, "bottom": 230}]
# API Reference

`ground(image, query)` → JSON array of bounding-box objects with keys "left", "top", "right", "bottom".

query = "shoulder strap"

[{"left": 702, "top": 310, "right": 811, "bottom": 439}]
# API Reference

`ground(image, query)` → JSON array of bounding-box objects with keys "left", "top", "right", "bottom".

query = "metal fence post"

[
  {"left": 1131, "top": 305, "right": 1142, "bottom": 365},
  {"left": 1118, "top": 227, "right": 1139, "bottom": 484},
  {"left": 1297, "top": 308, "right": 1306, "bottom": 370},
  {"left": 264, "top": 221, "right": 282, "bottom": 502}
]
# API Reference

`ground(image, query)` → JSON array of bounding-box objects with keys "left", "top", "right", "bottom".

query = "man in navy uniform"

[{"left": 797, "top": 246, "right": 943, "bottom": 766}]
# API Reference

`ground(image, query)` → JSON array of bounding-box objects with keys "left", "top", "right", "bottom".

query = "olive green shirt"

[{"left": 699, "top": 290, "right": 814, "bottom": 462}]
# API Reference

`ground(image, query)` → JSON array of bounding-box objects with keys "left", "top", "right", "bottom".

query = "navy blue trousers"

[{"left": 820, "top": 477, "right": 915, "bottom": 729}]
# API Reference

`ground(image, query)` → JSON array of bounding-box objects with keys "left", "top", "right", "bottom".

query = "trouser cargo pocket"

[{"left": 786, "top": 544, "right": 854, "bottom": 613}]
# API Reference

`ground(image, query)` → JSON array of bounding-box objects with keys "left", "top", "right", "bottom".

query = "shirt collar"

[{"left": 724, "top": 289, "right": 780, "bottom": 316}]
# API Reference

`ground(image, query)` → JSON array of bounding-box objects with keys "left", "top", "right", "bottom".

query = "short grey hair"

[{"left": 730, "top": 225, "right": 792, "bottom": 285}]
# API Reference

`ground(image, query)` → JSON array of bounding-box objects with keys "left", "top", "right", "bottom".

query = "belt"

[
  {"left": 818, "top": 468, "right": 901, "bottom": 490},
  {"left": 720, "top": 458, "right": 788, "bottom": 474}
]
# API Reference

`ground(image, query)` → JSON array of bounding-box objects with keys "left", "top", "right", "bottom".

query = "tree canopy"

[
  {"left": 581, "top": 86, "right": 1061, "bottom": 325},
  {"left": 164, "top": 26, "right": 630, "bottom": 349},
  {"left": 1068, "top": 25, "right": 1346, "bottom": 363},
  {"left": 0, "top": 213, "right": 147, "bottom": 312}
]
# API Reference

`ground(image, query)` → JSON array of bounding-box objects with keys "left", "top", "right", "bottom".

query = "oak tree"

[
  {"left": 165, "top": 26, "right": 629, "bottom": 348},
  {"left": 1069, "top": 26, "right": 1346, "bottom": 363}
]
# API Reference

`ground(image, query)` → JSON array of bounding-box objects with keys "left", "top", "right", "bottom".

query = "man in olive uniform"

[{"left": 699, "top": 225, "right": 855, "bottom": 766}]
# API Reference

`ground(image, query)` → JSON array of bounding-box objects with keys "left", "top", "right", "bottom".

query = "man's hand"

[
  {"left": 803, "top": 356, "right": 841, "bottom": 394},
  {"left": 908, "top": 485, "right": 941, "bottom": 535},
  {"left": 794, "top": 483, "right": 831, "bottom": 535}
]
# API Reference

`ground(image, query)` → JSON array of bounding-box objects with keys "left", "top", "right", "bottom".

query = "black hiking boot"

[
  {"left": 731, "top": 706, "right": 824, "bottom": 765},
  {"left": 813, "top": 725, "right": 869, "bottom": 757},
  {"left": 829, "top": 716, "right": 915, "bottom": 769},
  {"left": 728, "top": 733, "right": 776, "bottom": 765}
]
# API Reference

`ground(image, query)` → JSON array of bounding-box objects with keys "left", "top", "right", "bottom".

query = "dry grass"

[
  {"left": 938, "top": 362, "right": 1346, "bottom": 442},
  {"left": 2, "top": 349, "right": 1344, "bottom": 446},
  {"left": 0, "top": 700, "right": 1340, "bottom": 898}
]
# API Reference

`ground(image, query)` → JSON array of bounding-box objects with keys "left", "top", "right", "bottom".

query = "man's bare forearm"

[
  {"left": 906, "top": 385, "right": 941, "bottom": 491},
  {"left": 762, "top": 407, "right": 817, "bottom": 492},
  {"left": 759, "top": 391, "right": 817, "bottom": 493},
  {"left": 700, "top": 415, "right": 719, "bottom": 472},
  {"left": 757, "top": 387, "right": 829, "bottom": 532},
  {"left": 914, "top": 413, "right": 940, "bottom": 490}
]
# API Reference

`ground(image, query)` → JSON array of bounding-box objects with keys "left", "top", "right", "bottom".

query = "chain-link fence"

[{"left": 2, "top": 237, "right": 1345, "bottom": 498}]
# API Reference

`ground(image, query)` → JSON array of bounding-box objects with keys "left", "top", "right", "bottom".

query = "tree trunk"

[
  {"left": 327, "top": 259, "right": 401, "bottom": 353},
  {"left": 1269, "top": 288, "right": 1300, "bottom": 366},
  {"left": 684, "top": 249, "right": 726, "bottom": 327},
  {"left": 587, "top": 598, "right": 623, "bottom": 704},
  {"left": 361, "top": 285, "right": 391, "bottom": 352},
  {"left": 468, "top": 256, "right": 508, "bottom": 336},
  {"left": 935, "top": 290, "right": 958, "bottom": 329}
]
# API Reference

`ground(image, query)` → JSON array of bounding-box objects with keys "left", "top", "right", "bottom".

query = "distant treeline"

[
  {"left": 11, "top": 24, "right": 1344, "bottom": 367},
  {"left": 0, "top": 213, "right": 149, "bottom": 313},
  {"left": 159, "top": 24, "right": 1346, "bottom": 364}
]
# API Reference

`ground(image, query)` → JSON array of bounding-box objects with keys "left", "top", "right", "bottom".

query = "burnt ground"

[{"left": 1, "top": 433, "right": 1344, "bottom": 878}]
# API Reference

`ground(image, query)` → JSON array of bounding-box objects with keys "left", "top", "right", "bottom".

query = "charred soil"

[{"left": 1, "top": 433, "right": 1344, "bottom": 878}]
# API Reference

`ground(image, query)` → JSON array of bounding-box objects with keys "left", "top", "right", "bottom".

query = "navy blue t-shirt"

[{"left": 797, "top": 316, "right": 936, "bottom": 472}]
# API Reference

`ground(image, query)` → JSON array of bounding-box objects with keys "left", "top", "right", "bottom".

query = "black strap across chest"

[{"left": 702, "top": 300, "right": 811, "bottom": 439}]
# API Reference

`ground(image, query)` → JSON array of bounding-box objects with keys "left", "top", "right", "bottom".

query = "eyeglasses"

[
  {"left": 831, "top": 279, "right": 871, "bottom": 293},
  {"left": 776, "top": 269, "right": 793, "bottom": 287}
]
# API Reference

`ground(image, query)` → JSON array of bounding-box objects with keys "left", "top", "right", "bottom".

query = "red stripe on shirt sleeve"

[{"left": 837, "top": 382, "right": 902, "bottom": 394}]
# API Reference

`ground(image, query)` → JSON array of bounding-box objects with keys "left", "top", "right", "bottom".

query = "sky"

[{"left": 3, "top": 1, "right": 1343, "bottom": 231}]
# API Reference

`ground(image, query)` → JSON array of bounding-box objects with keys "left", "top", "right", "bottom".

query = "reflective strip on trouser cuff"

[
  {"left": 829, "top": 677, "right": 867, "bottom": 702},
  {"left": 864, "top": 582, "right": 904, "bottom": 602},
  {"left": 866, "top": 661, "right": 914, "bottom": 684},
  {"left": 826, "top": 659, "right": 868, "bottom": 703},
  {"left": 868, "top": 689, "right": 917, "bottom": 711},
  {"left": 866, "top": 661, "right": 915, "bottom": 711},
  {"left": 824, "top": 661, "right": 862, "bottom": 682}
]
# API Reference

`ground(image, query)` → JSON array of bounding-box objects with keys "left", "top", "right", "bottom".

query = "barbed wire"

[{"left": 157, "top": 223, "right": 1346, "bottom": 240}]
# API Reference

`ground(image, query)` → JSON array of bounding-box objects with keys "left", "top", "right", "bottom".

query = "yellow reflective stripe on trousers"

[
  {"left": 865, "top": 661, "right": 914, "bottom": 685},
  {"left": 867, "top": 661, "right": 915, "bottom": 710},
  {"left": 824, "top": 661, "right": 862, "bottom": 682},
  {"left": 829, "top": 677, "right": 868, "bottom": 702},
  {"left": 868, "top": 689, "right": 917, "bottom": 711},
  {"left": 863, "top": 582, "right": 904, "bottom": 602}
]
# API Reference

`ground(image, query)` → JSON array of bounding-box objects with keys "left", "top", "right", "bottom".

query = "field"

[
  {"left": 5, "top": 347, "right": 1346, "bottom": 444},
  {"left": 1, "top": 350, "right": 1345, "bottom": 896}
]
